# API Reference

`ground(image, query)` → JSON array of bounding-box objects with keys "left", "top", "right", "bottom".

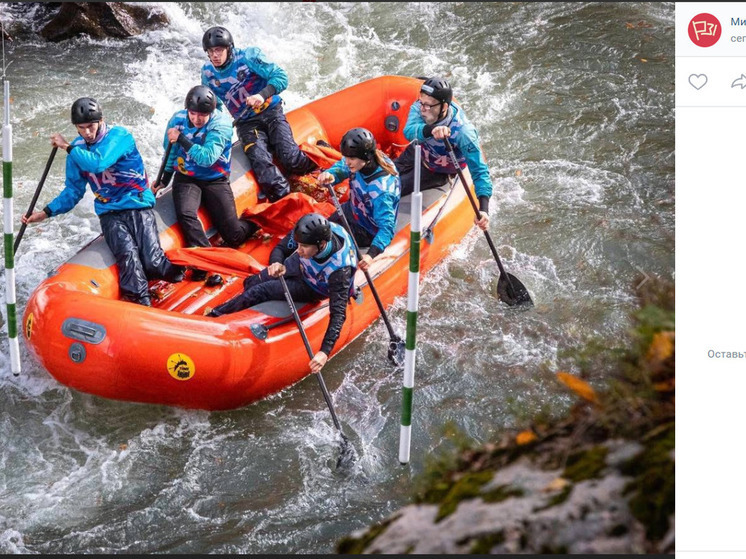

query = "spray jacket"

[
  {"left": 163, "top": 109, "right": 232, "bottom": 180},
  {"left": 47, "top": 124, "right": 154, "bottom": 217},
  {"left": 325, "top": 156, "right": 401, "bottom": 256},
  {"left": 403, "top": 101, "right": 493, "bottom": 199},
  {"left": 201, "top": 46, "right": 286, "bottom": 122}
]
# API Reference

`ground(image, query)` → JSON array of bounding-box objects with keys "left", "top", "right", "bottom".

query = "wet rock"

[{"left": 39, "top": 2, "right": 168, "bottom": 42}]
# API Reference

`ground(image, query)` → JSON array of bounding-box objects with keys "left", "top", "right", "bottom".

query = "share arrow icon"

[{"left": 732, "top": 74, "right": 746, "bottom": 89}]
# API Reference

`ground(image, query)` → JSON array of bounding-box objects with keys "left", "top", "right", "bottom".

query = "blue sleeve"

[
  {"left": 46, "top": 157, "right": 88, "bottom": 216},
  {"left": 243, "top": 47, "right": 288, "bottom": 95},
  {"left": 457, "top": 127, "right": 493, "bottom": 198},
  {"left": 186, "top": 116, "right": 232, "bottom": 167},
  {"left": 370, "top": 188, "right": 398, "bottom": 253},
  {"left": 326, "top": 159, "right": 351, "bottom": 184},
  {"left": 403, "top": 103, "right": 427, "bottom": 141},
  {"left": 67, "top": 127, "right": 133, "bottom": 174}
]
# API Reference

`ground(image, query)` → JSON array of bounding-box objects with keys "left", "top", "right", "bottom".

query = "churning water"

[{"left": 0, "top": 2, "right": 673, "bottom": 553}]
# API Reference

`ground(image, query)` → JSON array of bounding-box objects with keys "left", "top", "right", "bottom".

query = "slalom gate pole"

[
  {"left": 399, "top": 141, "right": 423, "bottom": 464},
  {"left": 3, "top": 71, "right": 21, "bottom": 376}
]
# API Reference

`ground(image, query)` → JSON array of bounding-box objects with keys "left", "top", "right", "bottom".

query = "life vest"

[{"left": 298, "top": 222, "right": 358, "bottom": 297}]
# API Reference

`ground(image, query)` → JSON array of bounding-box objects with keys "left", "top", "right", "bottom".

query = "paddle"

[
  {"left": 152, "top": 142, "right": 173, "bottom": 198},
  {"left": 443, "top": 137, "right": 532, "bottom": 307},
  {"left": 323, "top": 182, "right": 405, "bottom": 366},
  {"left": 14, "top": 147, "right": 58, "bottom": 255},
  {"left": 278, "top": 275, "right": 357, "bottom": 469}
]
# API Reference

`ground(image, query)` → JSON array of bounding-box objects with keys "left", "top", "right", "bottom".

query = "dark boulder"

[{"left": 40, "top": 2, "right": 168, "bottom": 42}]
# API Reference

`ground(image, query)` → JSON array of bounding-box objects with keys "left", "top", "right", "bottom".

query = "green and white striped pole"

[
  {"left": 399, "top": 141, "right": 423, "bottom": 465},
  {"left": 3, "top": 76, "right": 21, "bottom": 376}
]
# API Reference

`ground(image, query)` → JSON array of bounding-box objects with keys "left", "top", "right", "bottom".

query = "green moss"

[
  {"left": 336, "top": 515, "right": 398, "bottom": 554},
  {"left": 563, "top": 446, "right": 608, "bottom": 482},
  {"left": 620, "top": 423, "right": 674, "bottom": 541},
  {"left": 435, "top": 471, "right": 495, "bottom": 522},
  {"left": 470, "top": 531, "right": 506, "bottom": 554},
  {"left": 482, "top": 484, "right": 525, "bottom": 503},
  {"left": 534, "top": 484, "right": 573, "bottom": 513}
]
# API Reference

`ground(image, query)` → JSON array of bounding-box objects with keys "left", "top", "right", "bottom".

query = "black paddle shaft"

[
  {"left": 278, "top": 275, "right": 343, "bottom": 432},
  {"left": 443, "top": 137, "right": 528, "bottom": 303},
  {"left": 14, "top": 146, "right": 58, "bottom": 255},
  {"left": 323, "top": 182, "right": 400, "bottom": 341},
  {"left": 154, "top": 142, "right": 173, "bottom": 188}
]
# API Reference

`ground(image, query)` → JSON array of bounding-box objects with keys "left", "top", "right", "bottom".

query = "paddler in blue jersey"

[
  {"left": 152, "top": 85, "right": 259, "bottom": 283},
  {"left": 317, "top": 127, "right": 401, "bottom": 272},
  {"left": 395, "top": 76, "right": 492, "bottom": 232},
  {"left": 200, "top": 26, "right": 317, "bottom": 203},
  {"left": 21, "top": 97, "right": 184, "bottom": 306},
  {"left": 207, "top": 213, "right": 357, "bottom": 373}
]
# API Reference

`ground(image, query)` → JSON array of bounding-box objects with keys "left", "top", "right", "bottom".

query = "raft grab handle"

[{"left": 62, "top": 318, "right": 107, "bottom": 344}]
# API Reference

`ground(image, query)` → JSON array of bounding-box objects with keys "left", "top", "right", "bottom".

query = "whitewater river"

[{"left": 0, "top": 2, "right": 673, "bottom": 554}]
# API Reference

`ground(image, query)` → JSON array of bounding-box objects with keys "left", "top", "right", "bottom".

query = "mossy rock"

[
  {"left": 621, "top": 423, "right": 674, "bottom": 541},
  {"left": 563, "top": 446, "right": 608, "bottom": 482}
]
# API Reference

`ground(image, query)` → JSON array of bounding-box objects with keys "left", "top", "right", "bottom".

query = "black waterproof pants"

[
  {"left": 328, "top": 201, "right": 374, "bottom": 249},
  {"left": 172, "top": 174, "right": 255, "bottom": 248},
  {"left": 235, "top": 104, "right": 317, "bottom": 202},
  {"left": 209, "top": 253, "right": 320, "bottom": 316},
  {"left": 394, "top": 143, "right": 453, "bottom": 197},
  {"left": 99, "top": 208, "right": 180, "bottom": 306}
]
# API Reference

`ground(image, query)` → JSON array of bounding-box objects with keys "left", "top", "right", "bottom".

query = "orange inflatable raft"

[{"left": 22, "top": 76, "right": 478, "bottom": 410}]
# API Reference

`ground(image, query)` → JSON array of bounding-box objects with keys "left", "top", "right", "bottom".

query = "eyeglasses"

[{"left": 420, "top": 100, "right": 442, "bottom": 110}]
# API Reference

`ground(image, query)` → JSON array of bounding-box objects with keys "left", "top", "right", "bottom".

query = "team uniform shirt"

[
  {"left": 403, "top": 101, "right": 493, "bottom": 198},
  {"left": 163, "top": 109, "right": 232, "bottom": 180},
  {"left": 326, "top": 157, "right": 401, "bottom": 255},
  {"left": 201, "top": 46, "right": 287, "bottom": 122},
  {"left": 47, "top": 124, "right": 154, "bottom": 216},
  {"left": 297, "top": 222, "right": 358, "bottom": 297}
]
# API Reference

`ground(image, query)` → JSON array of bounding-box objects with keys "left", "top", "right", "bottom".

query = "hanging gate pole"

[
  {"left": 3, "top": 76, "right": 21, "bottom": 376},
  {"left": 399, "top": 142, "right": 423, "bottom": 465}
]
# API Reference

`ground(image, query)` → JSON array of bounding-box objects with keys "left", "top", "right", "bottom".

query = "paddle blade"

[
  {"left": 336, "top": 434, "right": 358, "bottom": 470},
  {"left": 388, "top": 337, "right": 406, "bottom": 368},
  {"left": 497, "top": 272, "right": 533, "bottom": 307}
]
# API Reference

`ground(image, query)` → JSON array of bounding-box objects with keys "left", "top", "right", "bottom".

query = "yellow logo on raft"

[
  {"left": 167, "top": 353, "right": 195, "bottom": 381},
  {"left": 25, "top": 314, "right": 33, "bottom": 339}
]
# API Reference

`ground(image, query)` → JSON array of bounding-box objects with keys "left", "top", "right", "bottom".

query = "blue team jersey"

[
  {"left": 47, "top": 124, "right": 154, "bottom": 217},
  {"left": 299, "top": 222, "right": 358, "bottom": 296},
  {"left": 201, "top": 46, "right": 287, "bottom": 121},
  {"left": 403, "top": 101, "right": 493, "bottom": 198},
  {"left": 163, "top": 110, "right": 232, "bottom": 180},
  {"left": 326, "top": 157, "right": 400, "bottom": 253}
]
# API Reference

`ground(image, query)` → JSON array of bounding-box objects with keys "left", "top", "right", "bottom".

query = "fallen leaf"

[
  {"left": 556, "top": 372, "right": 600, "bottom": 405},
  {"left": 515, "top": 169, "right": 523, "bottom": 177},
  {"left": 639, "top": 58, "right": 648, "bottom": 63},
  {"left": 625, "top": 22, "right": 635, "bottom": 29},
  {"left": 543, "top": 477, "right": 570, "bottom": 492},
  {"left": 516, "top": 430, "right": 537, "bottom": 445},
  {"left": 647, "top": 331, "right": 674, "bottom": 363},
  {"left": 654, "top": 379, "right": 675, "bottom": 392}
]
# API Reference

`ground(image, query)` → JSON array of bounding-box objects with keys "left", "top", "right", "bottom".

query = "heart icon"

[{"left": 689, "top": 74, "right": 708, "bottom": 90}]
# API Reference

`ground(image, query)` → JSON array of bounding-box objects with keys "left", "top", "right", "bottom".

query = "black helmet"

[
  {"left": 202, "top": 26, "right": 234, "bottom": 51},
  {"left": 294, "top": 213, "right": 332, "bottom": 248},
  {"left": 420, "top": 77, "right": 452, "bottom": 105},
  {"left": 185, "top": 85, "right": 217, "bottom": 114},
  {"left": 340, "top": 127, "right": 376, "bottom": 160},
  {"left": 71, "top": 97, "right": 103, "bottom": 124}
]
